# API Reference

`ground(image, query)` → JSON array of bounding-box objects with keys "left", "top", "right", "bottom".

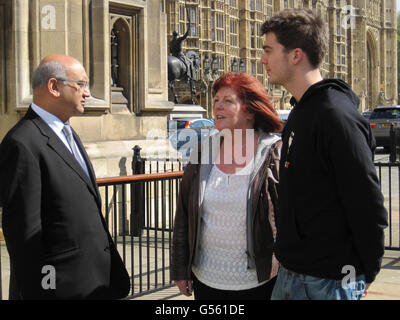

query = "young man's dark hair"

[{"left": 261, "top": 8, "right": 328, "bottom": 68}]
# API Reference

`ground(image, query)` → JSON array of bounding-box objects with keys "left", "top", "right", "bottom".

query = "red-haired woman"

[{"left": 171, "top": 72, "right": 283, "bottom": 300}]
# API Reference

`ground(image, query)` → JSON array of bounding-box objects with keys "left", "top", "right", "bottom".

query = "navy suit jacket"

[{"left": 0, "top": 107, "right": 130, "bottom": 299}]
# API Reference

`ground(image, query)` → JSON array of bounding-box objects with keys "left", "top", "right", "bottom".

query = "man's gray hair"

[{"left": 32, "top": 61, "right": 67, "bottom": 90}]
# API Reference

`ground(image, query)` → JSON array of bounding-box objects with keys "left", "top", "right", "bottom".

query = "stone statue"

[
  {"left": 168, "top": 49, "right": 200, "bottom": 104},
  {"left": 169, "top": 26, "right": 193, "bottom": 80},
  {"left": 111, "top": 29, "right": 119, "bottom": 87},
  {"left": 167, "top": 4, "right": 200, "bottom": 104}
]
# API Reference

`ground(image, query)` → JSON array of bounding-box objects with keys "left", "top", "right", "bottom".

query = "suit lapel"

[
  {"left": 27, "top": 108, "right": 99, "bottom": 201},
  {"left": 72, "top": 130, "right": 102, "bottom": 207}
]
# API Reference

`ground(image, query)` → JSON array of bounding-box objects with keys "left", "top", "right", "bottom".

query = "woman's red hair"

[{"left": 212, "top": 72, "right": 282, "bottom": 133}]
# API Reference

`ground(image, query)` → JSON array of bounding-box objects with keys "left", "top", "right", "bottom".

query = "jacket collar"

[
  {"left": 25, "top": 107, "right": 100, "bottom": 205},
  {"left": 250, "top": 130, "right": 281, "bottom": 183},
  {"left": 194, "top": 129, "right": 280, "bottom": 206}
]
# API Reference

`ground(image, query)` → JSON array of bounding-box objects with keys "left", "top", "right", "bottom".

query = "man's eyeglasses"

[{"left": 56, "top": 78, "right": 89, "bottom": 90}]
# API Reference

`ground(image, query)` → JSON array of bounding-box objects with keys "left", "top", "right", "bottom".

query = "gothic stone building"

[
  {"left": 0, "top": 0, "right": 398, "bottom": 173},
  {"left": 0, "top": 0, "right": 175, "bottom": 178},
  {"left": 166, "top": 0, "right": 397, "bottom": 114},
  {"left": 0, "top": 0, "right": 397, "bottom": 247}
]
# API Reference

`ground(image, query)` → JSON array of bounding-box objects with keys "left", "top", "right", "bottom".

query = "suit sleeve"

[
  {"left": 0, "top": 138, "right": 50, "bottom": 299},
  {"left": 323, "top": 109, "right": 388, "bottom": 284}
]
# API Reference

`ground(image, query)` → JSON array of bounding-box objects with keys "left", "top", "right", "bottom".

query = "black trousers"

[{"left": 192, "top": 275, "right": 277, "bottom": 300}]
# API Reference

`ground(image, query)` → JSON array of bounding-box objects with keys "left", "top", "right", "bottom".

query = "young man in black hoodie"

[{"left": 260, "top": 9, "right": 388, "bottom": 300}]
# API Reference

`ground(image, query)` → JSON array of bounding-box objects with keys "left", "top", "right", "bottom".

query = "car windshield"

[
  {"left": 370, "top": 108, "right": 400, "bottom": 120},
  {"left": 189, "top": 119, "right": 214, "bottom": 128}
]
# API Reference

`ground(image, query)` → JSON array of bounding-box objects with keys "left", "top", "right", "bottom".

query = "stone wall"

[{"left": 0, "top": 0, "right": 180, "bottom": 178}]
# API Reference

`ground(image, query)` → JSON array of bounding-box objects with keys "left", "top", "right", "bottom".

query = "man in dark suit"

[{"left": 0, "top": 54, "right": 130, "bottom": 299}]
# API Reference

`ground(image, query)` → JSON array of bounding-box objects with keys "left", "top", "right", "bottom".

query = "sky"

[{"left": 398, "top": 0, "right": 400, "bottom": 12}]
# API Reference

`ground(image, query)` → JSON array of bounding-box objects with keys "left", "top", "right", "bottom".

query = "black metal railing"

[
  {"left": 1, "top": 159, "right": 400, "bottom": 299},
  {"left": 97, "top": 171, "right": 183, "bottom": 299},
  {"left": 0, "top": 207, "right": 4, "bottom": 301},
  {"left": 388, "top": 125, "right": 400, "bottom": 162},
  {"left": 0, "top": 234, "right": 3, "bottom": 301},
  {"left": 0, "top": 171, "right": 184, "bottom": 300},
  {"left": 374, "top": 162, "right": 400, "bottom": 251},
  {"left": 142, "top": 158, "right": 183, "bottom": 174},
  {"left": 132, "top": 145, "right": 183, "bottom": 175}
]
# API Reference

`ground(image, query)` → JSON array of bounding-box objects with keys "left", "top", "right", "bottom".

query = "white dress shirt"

[{"left": 31, "top": 103, "right": 90, "bottom": 177}]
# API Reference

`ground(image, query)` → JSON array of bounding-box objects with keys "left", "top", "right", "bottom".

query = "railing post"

[
  {"left": 390, "top": 123, "right": 396, "bottom": 162},
  {"left": 132, "top": 145, "right": 144, "bottom": 174},
  {"left": 0, "top": 206, "right": 3, "bottom": 300},
  {"left": 396, "top": 127, "right": 400, "bottom": 161},
  {"left": 131, "top": 146, "right": 145, "bottom": 236}
]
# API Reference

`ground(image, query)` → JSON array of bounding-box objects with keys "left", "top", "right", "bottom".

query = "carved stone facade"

[
  {"left": 0, "top": 0, "right": 174, "bottom": 177},
  {"left": 166, "top": 0, "right": 397, "bottom": 113},
  {"left": 0, "top": 0, "right": 397, "bottom": 177}
]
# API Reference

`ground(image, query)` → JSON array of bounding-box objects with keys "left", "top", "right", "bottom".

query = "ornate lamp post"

[
  {"left": 203, "top": 54, "right": 220, "bottom": 117},
  {"left": 203, "top": 54, "right": 211, "bottom": 81},
  {"left": 203, "top": 54, "right": 212, "bottom": 117},
  {"left": 231, "top": 58, "right": 239, "bottom": 72},
  {"left": 239, "top": 58, "right": 246, "bottom": 73},
  {"left": 211, "top": 54, "right": 219, "bottom": 79}
]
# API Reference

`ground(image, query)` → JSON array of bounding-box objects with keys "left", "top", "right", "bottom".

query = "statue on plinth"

[{"left": 167, "top": 12, "right": 200, "bottom": 104}]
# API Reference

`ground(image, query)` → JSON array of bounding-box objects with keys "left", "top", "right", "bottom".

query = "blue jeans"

[{"left": 271, "top": 266, "right": 366, "bottom": 300}]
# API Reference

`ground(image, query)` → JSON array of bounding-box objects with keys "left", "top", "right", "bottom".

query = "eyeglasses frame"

[{"left": 55, "top": 78, "right": 89, "bottom": 90}]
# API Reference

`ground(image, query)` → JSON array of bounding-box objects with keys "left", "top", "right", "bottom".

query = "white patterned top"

[{"left": 192, "top": 158, "right": 267, "bottom": 290}]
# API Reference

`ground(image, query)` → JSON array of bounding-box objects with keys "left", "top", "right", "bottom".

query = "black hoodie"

[{"left": 275, "top": 79, "right": 388, "bottom": 284}]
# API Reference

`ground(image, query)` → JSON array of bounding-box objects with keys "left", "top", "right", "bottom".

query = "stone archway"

[{"left": 366, "top": 29, "right": 380, "bottom": 110}]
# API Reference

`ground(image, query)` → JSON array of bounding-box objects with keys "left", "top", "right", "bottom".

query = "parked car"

[
  {"left": 167, "top": 118, "right": 214, "bottom": 137},
  {"left": 168, "top": 118, "right": 217, "bottom": 161},
  {"left": 276, "top": 109, "right": 292, "bottom": 135},
  {"left": 369, "top": 105, "right": 400, "bottom": 149},
  {"left": 362, "top": 111, "right": 372, "bottom": 120},
  {"left": 184, "top": 118, "right": 214, "bottom": 129}
]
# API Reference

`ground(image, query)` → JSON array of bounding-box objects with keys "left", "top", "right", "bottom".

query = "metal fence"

[
  {"left": 0, "top": 207, "right": 3, "bottom": 300},
  {"left": 132, "top": 145, "right": 184, "bottom": 175},
  {"left": 143, "top": 158, "right": 183, "bottom": 174},
  {"left": 1, "top": 161, "right": 400, "bottom": 299},
  {"left": 97, "top": 171, "right": 183, "bottom": 299},
  {"left": 0, "top": 171, "right": 184, "bottom": 300},
  {"left": 374, "top": 162, "right": 400, "bottom": 251}
]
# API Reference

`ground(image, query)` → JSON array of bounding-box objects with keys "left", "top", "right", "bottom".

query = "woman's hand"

[
  {"left": 362, "top": 283, "right": 371, "bottom": 297},
  {"left": 175, "top": 280, "right": 193, "bottom": 296}
]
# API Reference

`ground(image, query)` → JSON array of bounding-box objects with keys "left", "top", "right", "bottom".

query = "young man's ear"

[
  {"left": 291, "top": 48, "right": 303, "bottom": 65},
  {"left": 47, "top": 78, "right": 62, "bottom": 98}
]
